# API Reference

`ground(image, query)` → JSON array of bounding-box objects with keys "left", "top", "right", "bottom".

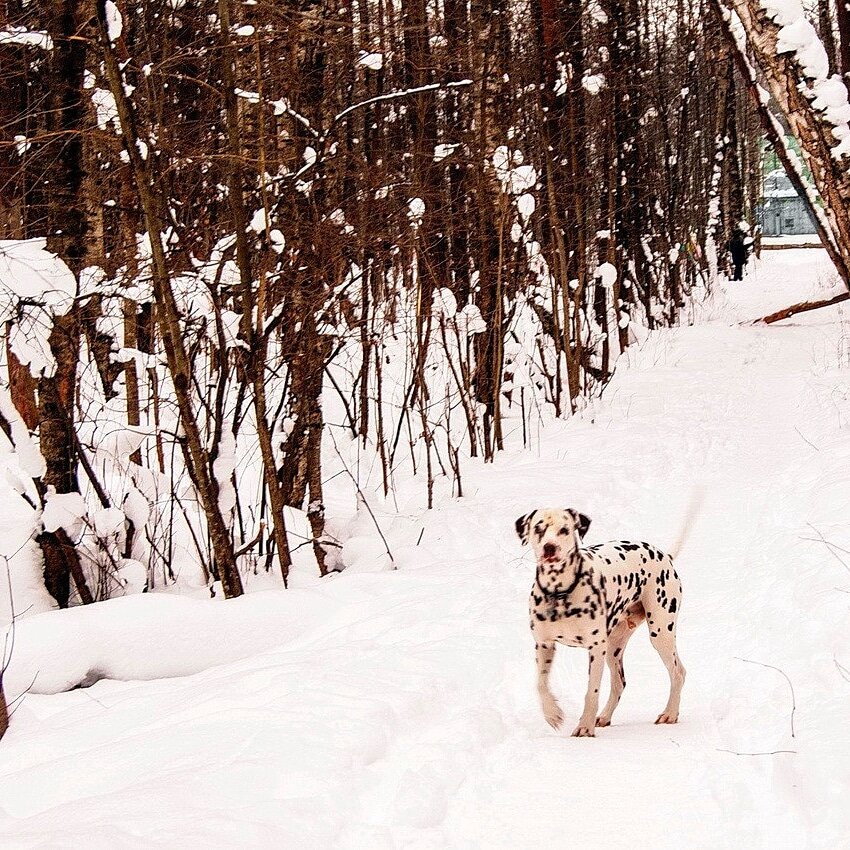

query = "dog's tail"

[{"left": 668, "top": 488, "right": 703, "bottom": 560}]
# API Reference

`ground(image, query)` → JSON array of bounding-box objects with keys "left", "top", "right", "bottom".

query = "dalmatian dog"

[{"left": 516, "top": 508, "right": 688, "bottom": 737}]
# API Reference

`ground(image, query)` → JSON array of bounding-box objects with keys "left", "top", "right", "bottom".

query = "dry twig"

[{"left": 735, "top": 656, "right": 796, "bottom": 739}]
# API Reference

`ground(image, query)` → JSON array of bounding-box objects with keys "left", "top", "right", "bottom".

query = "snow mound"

[{"left": 2, "top": 590, "right": 335, "bottom": 697}]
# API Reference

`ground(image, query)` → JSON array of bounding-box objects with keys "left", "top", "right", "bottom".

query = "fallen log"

[{"left": 757, "top": 291, "right": 850, "bottom": 324}]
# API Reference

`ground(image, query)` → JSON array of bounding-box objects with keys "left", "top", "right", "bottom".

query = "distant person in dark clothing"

[{"left": 727, "top": 230, "right": 749, "bottom": 281}]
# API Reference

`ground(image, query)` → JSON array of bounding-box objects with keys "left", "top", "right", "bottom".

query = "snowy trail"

[{"left": 2, "top": 249, "right": 849, "bottom": 848}]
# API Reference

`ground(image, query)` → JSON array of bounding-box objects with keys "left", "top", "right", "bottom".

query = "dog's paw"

[
  {"left": 595, "top": 715, "right": 611, "bottom": 728},
  {"left": 655, "top": 712, "right": 679, "bottom": 725},
  {"left": 544, "top": 704, "right": 564, "bottom": 731},
  {"left": 571, "top": 724, "right": 596, "bottom": 738}
]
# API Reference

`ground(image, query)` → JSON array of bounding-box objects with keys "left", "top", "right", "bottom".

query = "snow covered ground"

[
  {"left": 2, "top": 249, "right": 849, "bottom": 848},
  {"left": 761, "top": 234, "right": 822, "bottom": 247}
]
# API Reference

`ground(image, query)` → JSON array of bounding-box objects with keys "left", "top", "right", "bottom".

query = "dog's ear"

[
  {"left": 568, "top": 509, "right": 591, "bottom": 539},
  {"left": 515, "top": 512, "right": 534, "bottom": 545}
]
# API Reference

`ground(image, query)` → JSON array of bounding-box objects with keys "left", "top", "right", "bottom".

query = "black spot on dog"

[
  {"left": 667, "top": 622, "right": 674, "bottom": 631},
  {"left": 669, "top": 597, "right": 678, "bottom": 613}
]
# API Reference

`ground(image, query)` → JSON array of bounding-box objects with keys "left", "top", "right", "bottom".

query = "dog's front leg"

[
  {"left": 573, "top": 641, "right": 607, "bottom": 737},
  {"left": 535, "top": 641, "right": 563, "bottom": 730}
]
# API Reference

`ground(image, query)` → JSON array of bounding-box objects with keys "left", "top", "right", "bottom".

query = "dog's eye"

[
  {"left": 535, "top": 525, "right": 545, "bottom": 539},
  {"left": 559, "top": 527, "right": 569, "bottom": 536}
]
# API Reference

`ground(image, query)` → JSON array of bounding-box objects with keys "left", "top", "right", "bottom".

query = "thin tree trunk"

[
  {"left": 819, "top": 0, "right": 839, "bottom": 76},
  {"left": 124, "top": 301, "right": 142, "bottom": 467},
  {"left": 838, "top": 0, "right": 850, "bottom": 78},
  {"left": 0, "top": 678, "right": 8, "bottom": 741},
  {"left": 216, "top": 0, "right": 294, "bottom": 586},
  {"left": 36, "top": 0, "right": 93, "bottom": 607},
  {"left": 96, "top": 0, "right": 243, "bottom": 597}
]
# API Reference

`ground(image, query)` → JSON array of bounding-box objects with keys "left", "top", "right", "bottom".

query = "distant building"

[{"left": 757, "top": 169, "right": 817, "bottom": 236}]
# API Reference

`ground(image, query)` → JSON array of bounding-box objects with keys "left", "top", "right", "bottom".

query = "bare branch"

[{"left": 735, "top": 656, "right": 796, "bottom": 738}]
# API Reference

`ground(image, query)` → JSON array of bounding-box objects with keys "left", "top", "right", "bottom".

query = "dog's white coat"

[{"left": 518, "top": 508, "right": 686, "bottom": 736}]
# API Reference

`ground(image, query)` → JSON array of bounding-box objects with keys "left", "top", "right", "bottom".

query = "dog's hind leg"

[
  {"left": 648, "top": 629, "right": 686, "bottom": 724},
  {"left": 644, "top": 571, "right": 685, "bottom": 724}
]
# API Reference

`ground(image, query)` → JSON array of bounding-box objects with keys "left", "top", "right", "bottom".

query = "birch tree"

[{"left": 714, "top": 0, "right": 850, "bottom": 314}]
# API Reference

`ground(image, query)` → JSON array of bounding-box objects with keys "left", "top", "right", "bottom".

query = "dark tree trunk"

[
  {"left": 819, "top": 0, "right": 839, "bottom": 76},
  {"left": 838, "top": 0, "right": 850, "bottom": 79},
  {"left": 533, "top": 0, "right": 588, "bottom": 404},
  {"left": 274, "top": 269, "right": 331, "bottom": 575},
  {"left": 36, "top": 0, "right": 94, "bottom": 608},
  {"left": 403, "top": 0, "right": 445, "bottom": 315},
  {"left": 606, "top": 0, "right": 642, "bottom": 349},
  {"left": 0, "top": 678, "right": 8, "bottom": 741},
  {"left": 444, "top": 0, "right": 472, "bottom": 303}
]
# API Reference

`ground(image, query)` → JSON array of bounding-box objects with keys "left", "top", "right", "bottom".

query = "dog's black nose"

[{"left": 543, "top": 543, "right": 557, "bottom": 558}]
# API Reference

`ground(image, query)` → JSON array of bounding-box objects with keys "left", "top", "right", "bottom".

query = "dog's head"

[{"left": 515, "top": 508, "right": 591, "bottom": 565}]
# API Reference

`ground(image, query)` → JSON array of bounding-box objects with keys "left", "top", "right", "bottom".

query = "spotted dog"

[{"left": 516, "top": 508, "right": 687, "bottom": 737}]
